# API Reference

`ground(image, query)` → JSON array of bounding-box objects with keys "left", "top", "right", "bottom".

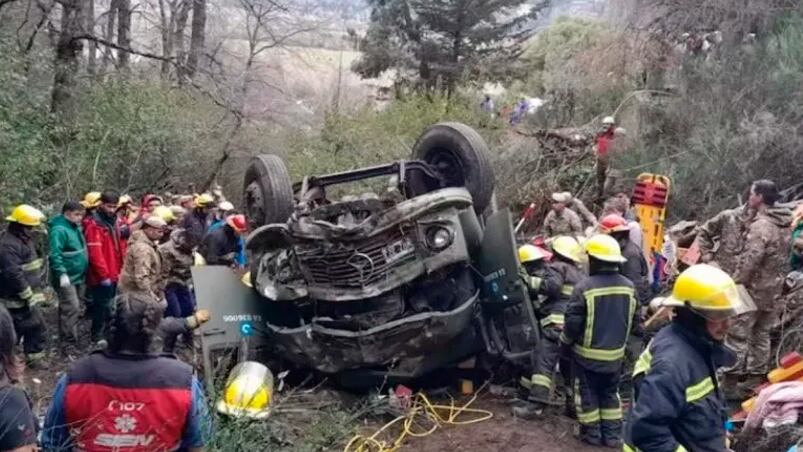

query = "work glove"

[
  {"left": 186, "top": 309, "right": 211, "bottom": 329},
  {"left": 29, "top": 292, "right": 47, "bottom": 307},
  {"left": 100, "top": 278, "right": 113, "bottom": 287},
  {"left": 59, "top": 274, "right": 71, "bottom": 288}
]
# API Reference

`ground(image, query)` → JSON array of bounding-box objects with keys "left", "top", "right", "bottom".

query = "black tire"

[
  {"left": 243, "top": 154, "right": 294, "bottom": 228},
  {"left": 408, "top": 122, "right": 495, "bottom": 213}
]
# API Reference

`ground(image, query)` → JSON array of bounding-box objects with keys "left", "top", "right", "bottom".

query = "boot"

[
  {"left": 722, "top": 373, "right": 748, "bottom": 401},
  {"left": 511, "top": 400, "right": 545, "bottom": 420},
  {"left": 26, "top": 351, "right": 48, "bottom": 370}
]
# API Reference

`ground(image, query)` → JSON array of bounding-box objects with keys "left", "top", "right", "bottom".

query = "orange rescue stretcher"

[{"left": 632, "top": 174, "right": 671, "bottom": 282}]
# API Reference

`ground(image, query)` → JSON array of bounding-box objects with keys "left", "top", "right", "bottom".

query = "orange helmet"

[
  {"left": 226, "top": 214, "right": 248, "bottom": 233},
  {"left": 599, "top": 214, "right": 629, "bottom": 233}
]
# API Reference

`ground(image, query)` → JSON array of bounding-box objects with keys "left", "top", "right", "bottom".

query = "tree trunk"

[
  {"left": 158, "top": 0, "right": 172, "bottom": 77},
  {"left": 174, "top": 0, "right": 190, "bottom": 81},
  {"left": 186, "top": 0, "right": 205, "bottom": 78},
  {"left": 99, "top": 0, "right": 118, "bottom": 75},
  {"left": 116, "top": 0, "right": 131, "bottom": 69},
  {"left": 51, "top": 0, "right": 84, "bottom": 115},
  {"left": 85, "top": 0, "right": 96, "bottom": 77}
]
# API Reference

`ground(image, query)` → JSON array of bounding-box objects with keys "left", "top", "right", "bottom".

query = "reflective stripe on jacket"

[
  {"left": 0, "top": 230, "right": 45, "bottom": 308},
  {"left": 562, "top": 271, "right": 636, "bottom": 373},
  {"left": 539, "top": 259, "right": 584, "bottom": 327},
  {"left": 623, "top": 323, "right": 734, "bottom": 452}
]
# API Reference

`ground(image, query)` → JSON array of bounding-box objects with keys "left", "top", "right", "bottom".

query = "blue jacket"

[
  {"left": 561, "top": 269, "right": 637, "bottom": 373},
  {"left": 624, "top": 323, "right": 735, "bottom": 452}
]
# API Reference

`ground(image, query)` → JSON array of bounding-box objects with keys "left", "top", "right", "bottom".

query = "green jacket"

[
  {"left": 792, "top": 221, "right": 803, "bottom": 270},
  {"left": 48, "top": 215, "right": 88, "bottom": 285}
]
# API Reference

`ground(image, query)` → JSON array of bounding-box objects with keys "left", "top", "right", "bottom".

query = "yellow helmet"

[
  {"left": 241, "top": 271, "right": 253, "bottom": 288},
  {"left": 195, "top": 193, "right": 215, "bottom": 208},
  {"left": 551, "top": 236, "right": 582, "bottom": 263},
  {"left": 518, "top": 245, "right": 547, "bottom": 264},
  {"left": 584, "top": 234, "right": 626, "bottom": 263},
  {"left": 80, "top": 192, "right": 102, "bottom": 208},
  {"left": 662, "top": 264, "right": 743, "bottom": 319},
  {"left": 152, "top": 205, "right": 176, "bottom": 223},
  {"left": 217, "top": 361, "right": 274, "bottom": 419},
  {"left": 6, "top": 205, "right": 45, "bottom": 227},
  {"left": 118, "top": 195, "right": 133, "bottom": 208}
]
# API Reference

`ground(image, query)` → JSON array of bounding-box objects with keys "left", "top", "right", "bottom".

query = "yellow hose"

[{"left": 344, "top": 391, "right": 494, "bottom": 452}]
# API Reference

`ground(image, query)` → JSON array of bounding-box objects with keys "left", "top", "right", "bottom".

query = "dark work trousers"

[
  {"left": 164, "top": 283, "right": 195, "bottom": 318},
  {"left": 529, "top": 326, "right": 569, "bottom": 403},
  {"left": 9, "top": 305, "right": 46, "bottom": 355},
  {"left": 573, "top": 362, "right": 623, "bottom": 445},
  {"left": 88, "top": 284, "right": 116, "bottom": 340}
]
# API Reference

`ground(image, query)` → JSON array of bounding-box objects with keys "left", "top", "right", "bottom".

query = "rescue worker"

[
  {"left": 118, "top": 216, "right": 167, "bottom": 298},
  {"left": 623, "top": 264, "right": 740, "bottom": 451},
  {"left": 514, "top": 237, "right": 584, "bottom": 419},
  {"left": 561, "top": 234, "right": 636, "bottom": 447},
  {"left": 48, "top": 201, "right": 88, "bottom": 356},
  {"left": 600, "top": 214, "right": 651, "bottom": 305},
  {"left": 0, "top": 205, "right": 48, "bottom": 367},
  {"left": 200, "top": 214, "right": 247, "bottom": 267},
  {"left": 160, "top": 229, "right": 196, "bottom": 321},
  {"left": 80, "top": 191, "right": 101, "bottom": 230},
  {"left": 152, "top": 205, "right": 178, "bottom": 243},
  {"left": 182, "top": 193, "right": 215, "bottom": 246},
  {"left": 725, "top": 180, "right": 792, "bottom": 396},
  {"left": 42, "top": 291, "right": 210, "bottom": 451},
  {"left": 210, "top": 201, "right": 235, "bottom": 230},
  {"left": 84, "top": 190, "right": 128, "bottom": 343},
  {"left": 543, "top": 192, "right": 584, "bottom": 237},
  {"left": 595, "top": 116, "right": 617, "bottom": 198}
]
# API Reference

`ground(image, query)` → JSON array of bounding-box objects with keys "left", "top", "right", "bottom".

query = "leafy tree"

[{"left": 354, "top": 0, "right": 549, "bottom": 91}]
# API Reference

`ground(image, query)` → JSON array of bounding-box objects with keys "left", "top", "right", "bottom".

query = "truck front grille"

[{"left": 295, "top": 229, "right": 416, "bottom": 288}]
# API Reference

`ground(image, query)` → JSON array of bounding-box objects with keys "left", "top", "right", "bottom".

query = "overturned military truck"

[{"left": 195, "top": 123, "right": 540, "bottom": 386}]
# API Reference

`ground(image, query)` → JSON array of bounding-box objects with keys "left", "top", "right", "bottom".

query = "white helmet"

[{"left": 602, "top": 116, "right": 616, "bottom": 125}]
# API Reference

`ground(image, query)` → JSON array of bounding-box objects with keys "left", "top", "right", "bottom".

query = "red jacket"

[
  {"left": 596, "top": 129, "right": 616, "bottom": 158},
  {"left": 84, "top": 213, "right": 128, "bottom": 286}
]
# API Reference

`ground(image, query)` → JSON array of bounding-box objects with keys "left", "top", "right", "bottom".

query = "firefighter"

[
  {"left": 624, "top": 264, "right": 740, "bottom": 451},
  {"left": 561, "top": 234, "right": 636, "bottom": 447},
  {"left": 518, "top": 244, "right": 550, "bottom": 299},
  {"left": 0, "top": 205, "right": 48, "bottom": 366},
  {"left": 600, "top": 214, "right": 651, "bottom": 305},
  {"left": 514, "top": 236, "right": 584, "bottom": 419}
]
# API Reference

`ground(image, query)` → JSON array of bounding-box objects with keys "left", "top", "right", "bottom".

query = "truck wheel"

[
  {"left": 243, "top": 154, "right": 294, "bottom": 227},
  {"left": 409, "top": 122, "right": 495, "bottom": 213}
]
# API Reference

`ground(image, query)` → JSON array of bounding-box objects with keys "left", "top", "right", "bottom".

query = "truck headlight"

[{"left": 426, "top": 226, "right": 453, "bottom": 251}]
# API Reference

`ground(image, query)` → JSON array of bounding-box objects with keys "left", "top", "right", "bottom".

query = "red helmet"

[
  {"left": 226, "top": 214, "right": 248, "bottom": 233},
  {"left": 599, "top": 214, "right": 629, "bottom": 233}
]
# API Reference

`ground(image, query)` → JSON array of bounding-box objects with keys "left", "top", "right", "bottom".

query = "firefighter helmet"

[
  {"left": 217, "top": 361, "right": 274, "bottom": 419},
  {"left": 662, "top": 264, "right": 744, "bottom": 319},
  {"left": 599, "top": 214, "right": 630, "bottom": 233},
  {"left": 551, "top": 236, "right": 582, "bottom": 263},
  {"left": 519, "top": 245, "right": 548, "bottom": 264},
  {"left": 80, "top": 192, "right": 102, "bottom": 209},
  {"left": 584, "top": 234, "right": 626, "bottom": 263},
  {"left": 6, "top": 205, "right": 45, "bottom": 227}
]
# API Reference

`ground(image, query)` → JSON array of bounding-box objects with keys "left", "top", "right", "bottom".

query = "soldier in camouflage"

[
  {"left": 118, "top": 216, "right": 167, "bottom": 299},
  {"left": 697, "top": 205, "right": 754, "bottom": 275},
  {"left": 543, "top": 192, "right": 584, "bottom": 237},
  {"left": 724, "top": 180, "right": 793, "bottom": 396}
]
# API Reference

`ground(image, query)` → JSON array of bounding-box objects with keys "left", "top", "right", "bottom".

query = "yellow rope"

[{"left": 343, "top": 391, "right": 494, "bottom": 452}]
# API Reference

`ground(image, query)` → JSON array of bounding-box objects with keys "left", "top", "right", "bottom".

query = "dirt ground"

[
  {"left": 402, "top": 398, "right": 599, "bottom": 452},
  {"left": 27, "top": 306, "right": 600, "bottom": 451}
]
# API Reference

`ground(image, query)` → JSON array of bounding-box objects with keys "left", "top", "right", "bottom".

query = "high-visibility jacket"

[
  {"left": 62, "top": 352, "right": 194, "bottom": 451},
  {"left": 623, "top": 323, "right": 734, "bottom": 452},
  {"left": 0, "top": 229, "right": 46, "bottom": 309},
  {"left": 538, "top": 259, "right": 584, "bottom": 328},
  {"left": 561, "top": 270, "right": 636, "bottom": 373}
]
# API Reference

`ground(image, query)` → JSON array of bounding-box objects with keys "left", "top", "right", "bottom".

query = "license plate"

[{"left": 383, "top": 238, "right": 415, "bottom": 263}]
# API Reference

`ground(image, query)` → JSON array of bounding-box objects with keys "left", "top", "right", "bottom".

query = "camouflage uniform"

[
  {"left": 727, "top": 206, "right": 793, "bottom": 375},
  {"left": 118, "top": 230, "right": 163, "bottom": 298},
  {"left": 159, "top": 230, "right": 194, "bottom": 287},
  {"left": 543, "top": 209, "right": 583, "bottom": 237},
  {"left": 696, "top": 206, "right": 752, "bottom": 275}
]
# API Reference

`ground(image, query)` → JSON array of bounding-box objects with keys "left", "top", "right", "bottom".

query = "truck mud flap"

[
  {"left": 475, "top": 208, "right": 540, "bottom": 362},
  {"left": 265, "top": 291, "right": 479, "bottom": 375}
]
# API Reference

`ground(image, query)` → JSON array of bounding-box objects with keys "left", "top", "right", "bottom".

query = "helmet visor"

[{"left": 671, "top": 283, "right": 755, "bottom": 321}]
